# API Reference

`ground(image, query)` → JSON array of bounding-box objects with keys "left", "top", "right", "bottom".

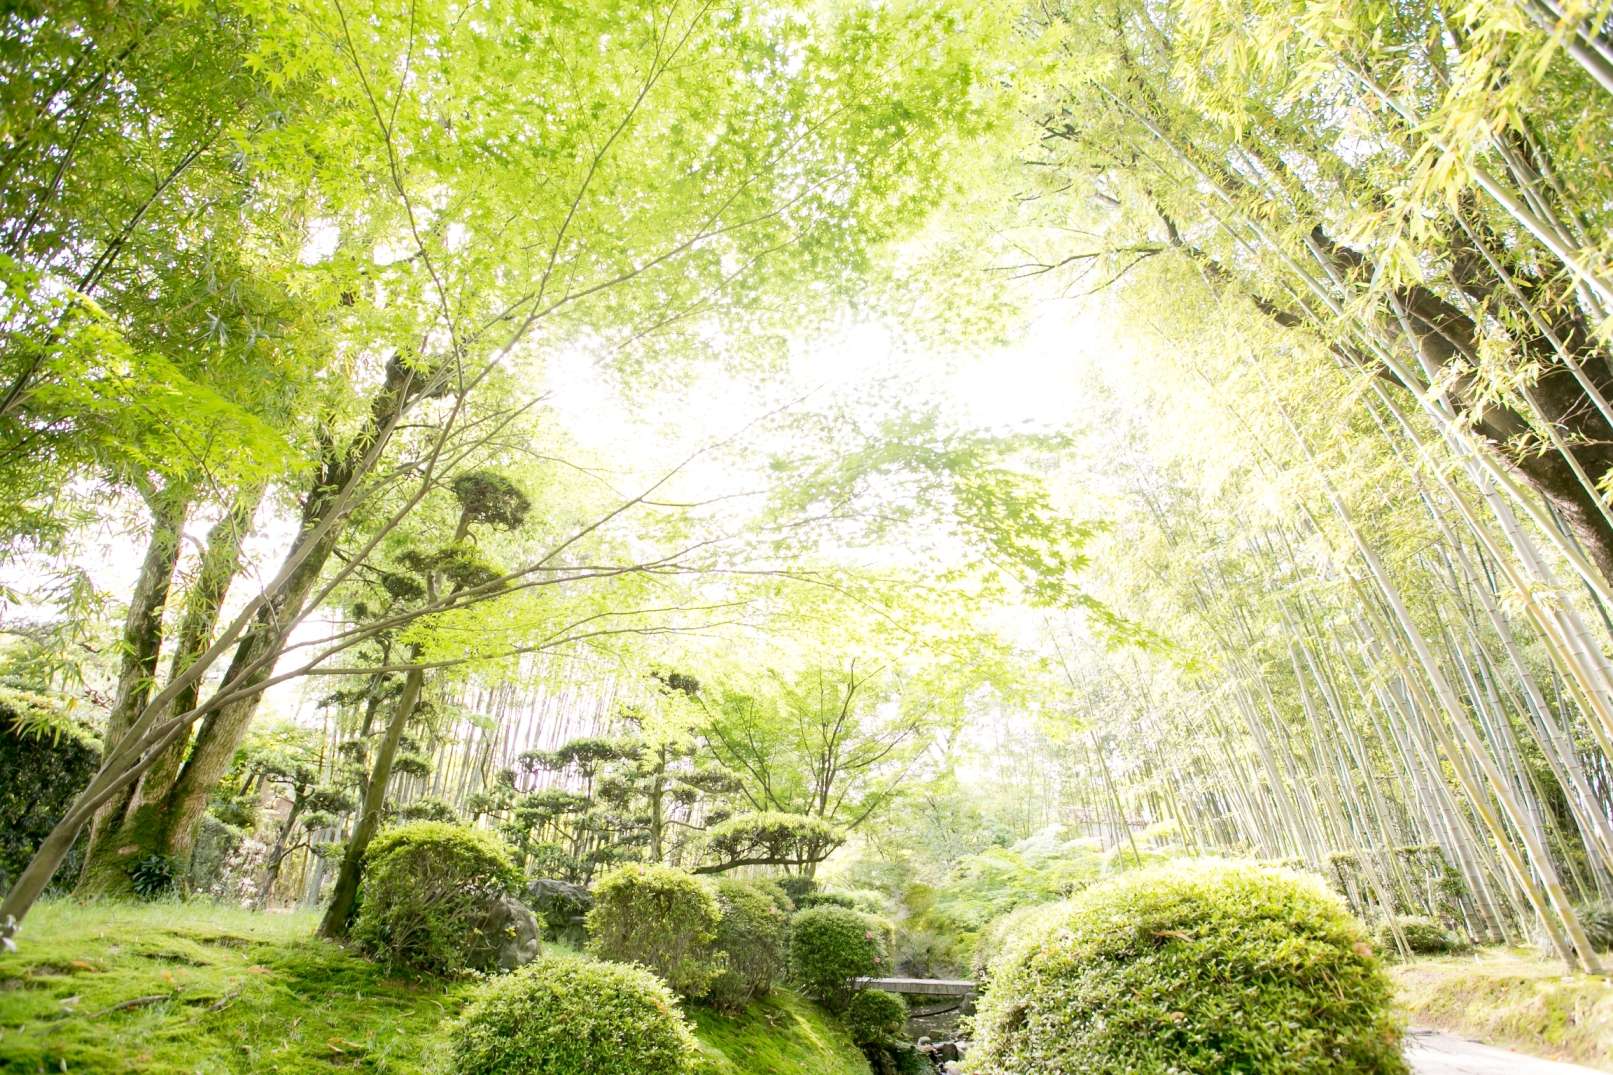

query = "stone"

[
  {"left": 480, "top": 894, "right": 542, "bottom": 971},
  {"left": 525, "top": 878, "right": 593, "bottom": 946}
]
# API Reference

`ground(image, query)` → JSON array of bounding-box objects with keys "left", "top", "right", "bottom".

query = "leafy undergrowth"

[
  {"left": 687, "top": 990, "right": 870, "bottom": 1075},
  {"left": 1392, "top": 947, "right": 1613, "bottom": 1072},
  {"left": 0, "top": 900, "right": 870, "bottom": 1075}
]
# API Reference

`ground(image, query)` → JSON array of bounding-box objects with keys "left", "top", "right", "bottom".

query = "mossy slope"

[
  {"left": 0, "top": 900, "right": 871, "bottom": 1075},
  {"left": 687, "top": 988, "right": 871, "bottom": 1075},
  {"left": 0, "top": 901, "right": 474, "bottom": 1073},
  {"left": 1392, "top": 948, "right": 1613, "bottom": 1072}
]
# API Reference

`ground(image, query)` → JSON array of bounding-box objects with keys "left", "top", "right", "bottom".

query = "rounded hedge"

[
  {"left": 846, "top": 988, "right": 908, "bottom": 1046},
  {"left": 970, "top": 861, "right": 1407, "bottom": 1075},
  {"left": 1374, "top": 915, "right": 1467, "bottom": 958},
  {"left": 776, "top": 874, "right": 817, "bottom": 906},
  {"left": 970, "top": 901, "right": 1067, "bottom": 984},
  {"left": 587, "top": 863, "right": 721, "bottom": 998},
  {"left": 351, "top": 821, "right": 520, "bottom": 976},
  {"left": 789, "top": 905, "right": 887, "bottom": 1011},
  {"left": 445, "top": 954, "right": 697, "bottom": 1075},
  {"left": 750, "top": 877, "right": 797, "bottom": 915},
  {"left": 797, "top": 890, "right": 859, "bottom": 911},
  {"left": 705, "top": 878, "right": 791, "bottom": 1012}
]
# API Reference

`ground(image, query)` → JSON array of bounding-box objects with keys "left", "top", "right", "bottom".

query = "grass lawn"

[
  {"left": 0, "top": 900, "right": 871, "bottom": 1075},
  {"left": 1392, "top": 947, "right": 1613, "bottom": 1072}
]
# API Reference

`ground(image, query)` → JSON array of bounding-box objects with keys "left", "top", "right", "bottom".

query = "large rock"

[
  {"left": 525, "top": 877, "right": 593, "bottom": 946},
  {"left": 479, "top": 895, "right": 542, "bottom": 971}
]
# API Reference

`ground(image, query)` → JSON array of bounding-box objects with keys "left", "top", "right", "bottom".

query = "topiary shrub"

[
  {"left": 0, "top": 687, "right": 99, "bottom": 894},
  {"left": 970, "top": 860, "right": 1407, "bottom": 1075},
  {"left": 970, "top": 901, "right": 1068, "bottom": 983},
  {"left": 350, "top": 821, "right": 522, "bottom": 976},
  {"left": 1373, "top": 915, "right": 1468, "bottom": 958},
  {"left": 750, "top": 876, "right": 796, "bottom": 915},
  {"left": 776, "top": 874, "right": 817, "bottom": 907},
  {"left": 789, "top": 905, "right": 888, "bottom": 1012},
  {"left": 798, "top": 890, "right": 859, "bottom": 911},
  {"left": 445, "top": 954, "right": 697, "bottom": 1075},
  {"left": 397, "top": 795, "right": 459, "bottom": 823},
  {"left": 705, "top": 878, "right": 791, "bottom": 1011},
  {"left": 847, "top": 988, "right": 908, "bottom": 1045},
  {"left": 587, "top": 863, "right": 722, "bottom": 998}
]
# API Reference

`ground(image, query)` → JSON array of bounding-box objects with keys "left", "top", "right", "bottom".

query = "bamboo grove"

[
  {"left": 5, "top": 0, "right": 1613, "bottom": 982},
  {"left": 973, "top": 0, "right": 1613, "bottom": 974}
]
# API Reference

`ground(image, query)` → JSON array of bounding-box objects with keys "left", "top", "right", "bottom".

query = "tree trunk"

[
  {"left": 76, "top": 483, "right": 190, "bottom": 897},
  {"left": 320, "top": 663, "right": 424, "bottom": 938},
  {"left": 254, "top": 800, "right": 304, "bottom": 910}
]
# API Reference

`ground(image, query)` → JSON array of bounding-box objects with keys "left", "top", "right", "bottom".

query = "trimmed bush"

[
  {"left": 798, "top": 890, "right": 859, "bottom": 911},
  {"left": 970, "top": 861, "right": 1407, "bottom": 1075},
  {"left": 846, "top": 988, "right": 908, "bottom": 1046},
  {"left": 970, "top": 901, "right": 1067, "bottom": 983},
  {"left": 751, "top": 876, "right": 797, "bottom": 915},
  {"left": 789, "top": 906, "right": 887, "bottom": 1011},
  {"left": 445, "top": 954, "right": 697, "bottom": 1075},
  {"left": 706, "top": 878, "right": 791, "bottom": 1011},
  {"left": 350, "top": 821, "right": 520, "bottom": 976},
  {"left": 587, "top": 863, "right": 722, "bottom": 998},
  {"left": 0, "top": 688, "right": 99, "bottom": 893},
  {"left": 776, "top": 874, "right": 817, "bottom": 907},
  {"left": 1374, "top": 915, "right": 1468, "bottom": 958}
]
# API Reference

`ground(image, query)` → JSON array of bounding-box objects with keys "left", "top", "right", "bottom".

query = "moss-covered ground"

[
  {"left": 687, "top": 990, "right": 868, "bottom": 1075},
  {"left": 1392, "top": 947, "right": 1613, "bottom": 1072},
  {"left": 0, "top": 900, "right": 871, "bottom": 1075}
]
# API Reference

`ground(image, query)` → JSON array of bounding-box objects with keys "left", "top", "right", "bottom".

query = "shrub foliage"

[
  {"left": 0, "top": 688, "right": 99, "bottom": 892},
  {"left": 1374, "top": 915, "right": 1468, "bottom": 958},
  {"left": 970, "top": 861, "right": 1407, "bottom": 1075},
  {"left": 705, "top": 878, "right": 791, "bottom": 1011},
  {"left": 970, "top": 901, "right": 1067, "bottom": 983},
  {"left": 1576, "top": 900, "right": 1613, "bottom": 952},
  {"left": 846, "top": 988, "right": 908, "bottom": 1046},
  {"left": 587, "top": 863, "right": 722, "bottom": 998},
  {"left": 446, "top": 954, "right": 697, "bottom": 1075},
  {"left": 789, "top": 905, "right": 887, "bottom": 1011},
  {"left": 350, "top": 821, "right": 520, "bottom": 976}
]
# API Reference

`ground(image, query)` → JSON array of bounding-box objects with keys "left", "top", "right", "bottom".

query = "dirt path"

[{"left": 1406, "top": 1027, "right": 1607, "bottom": 1075}]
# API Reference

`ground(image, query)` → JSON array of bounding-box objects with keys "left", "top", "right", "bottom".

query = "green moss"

[
  {"left": 0, "top": 900, "right": 870, "bottom": 1074},
  {"left": 687, "top": 989, "right": 871, "bottom": 1075},
  {"left": 0, "top": 901, "right": 478, "bottom": 1073}
]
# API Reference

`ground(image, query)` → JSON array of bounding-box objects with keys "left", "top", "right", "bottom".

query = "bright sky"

[
  {"left": 540, "top": 295, "right": 1119, "bottom": 481},
  {"left": 2, "top": 281, "right": 1136, "bottom": 739}
]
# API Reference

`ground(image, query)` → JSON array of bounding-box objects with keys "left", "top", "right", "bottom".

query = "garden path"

[{"left": 1405, "top": 1027, "right": 1605, "bottom": 1075}]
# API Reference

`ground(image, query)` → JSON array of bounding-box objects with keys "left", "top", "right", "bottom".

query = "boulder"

[
  {"left": 525, "top": 877, "right": 593, "bottom": 946},
  {"left": 479, "top": 894, "right": 542, "bottom": 971}
]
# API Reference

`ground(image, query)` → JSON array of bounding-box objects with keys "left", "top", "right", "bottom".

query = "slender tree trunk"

[{"left": 319, "top": 663, "right": 424, "bottom": 938}]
